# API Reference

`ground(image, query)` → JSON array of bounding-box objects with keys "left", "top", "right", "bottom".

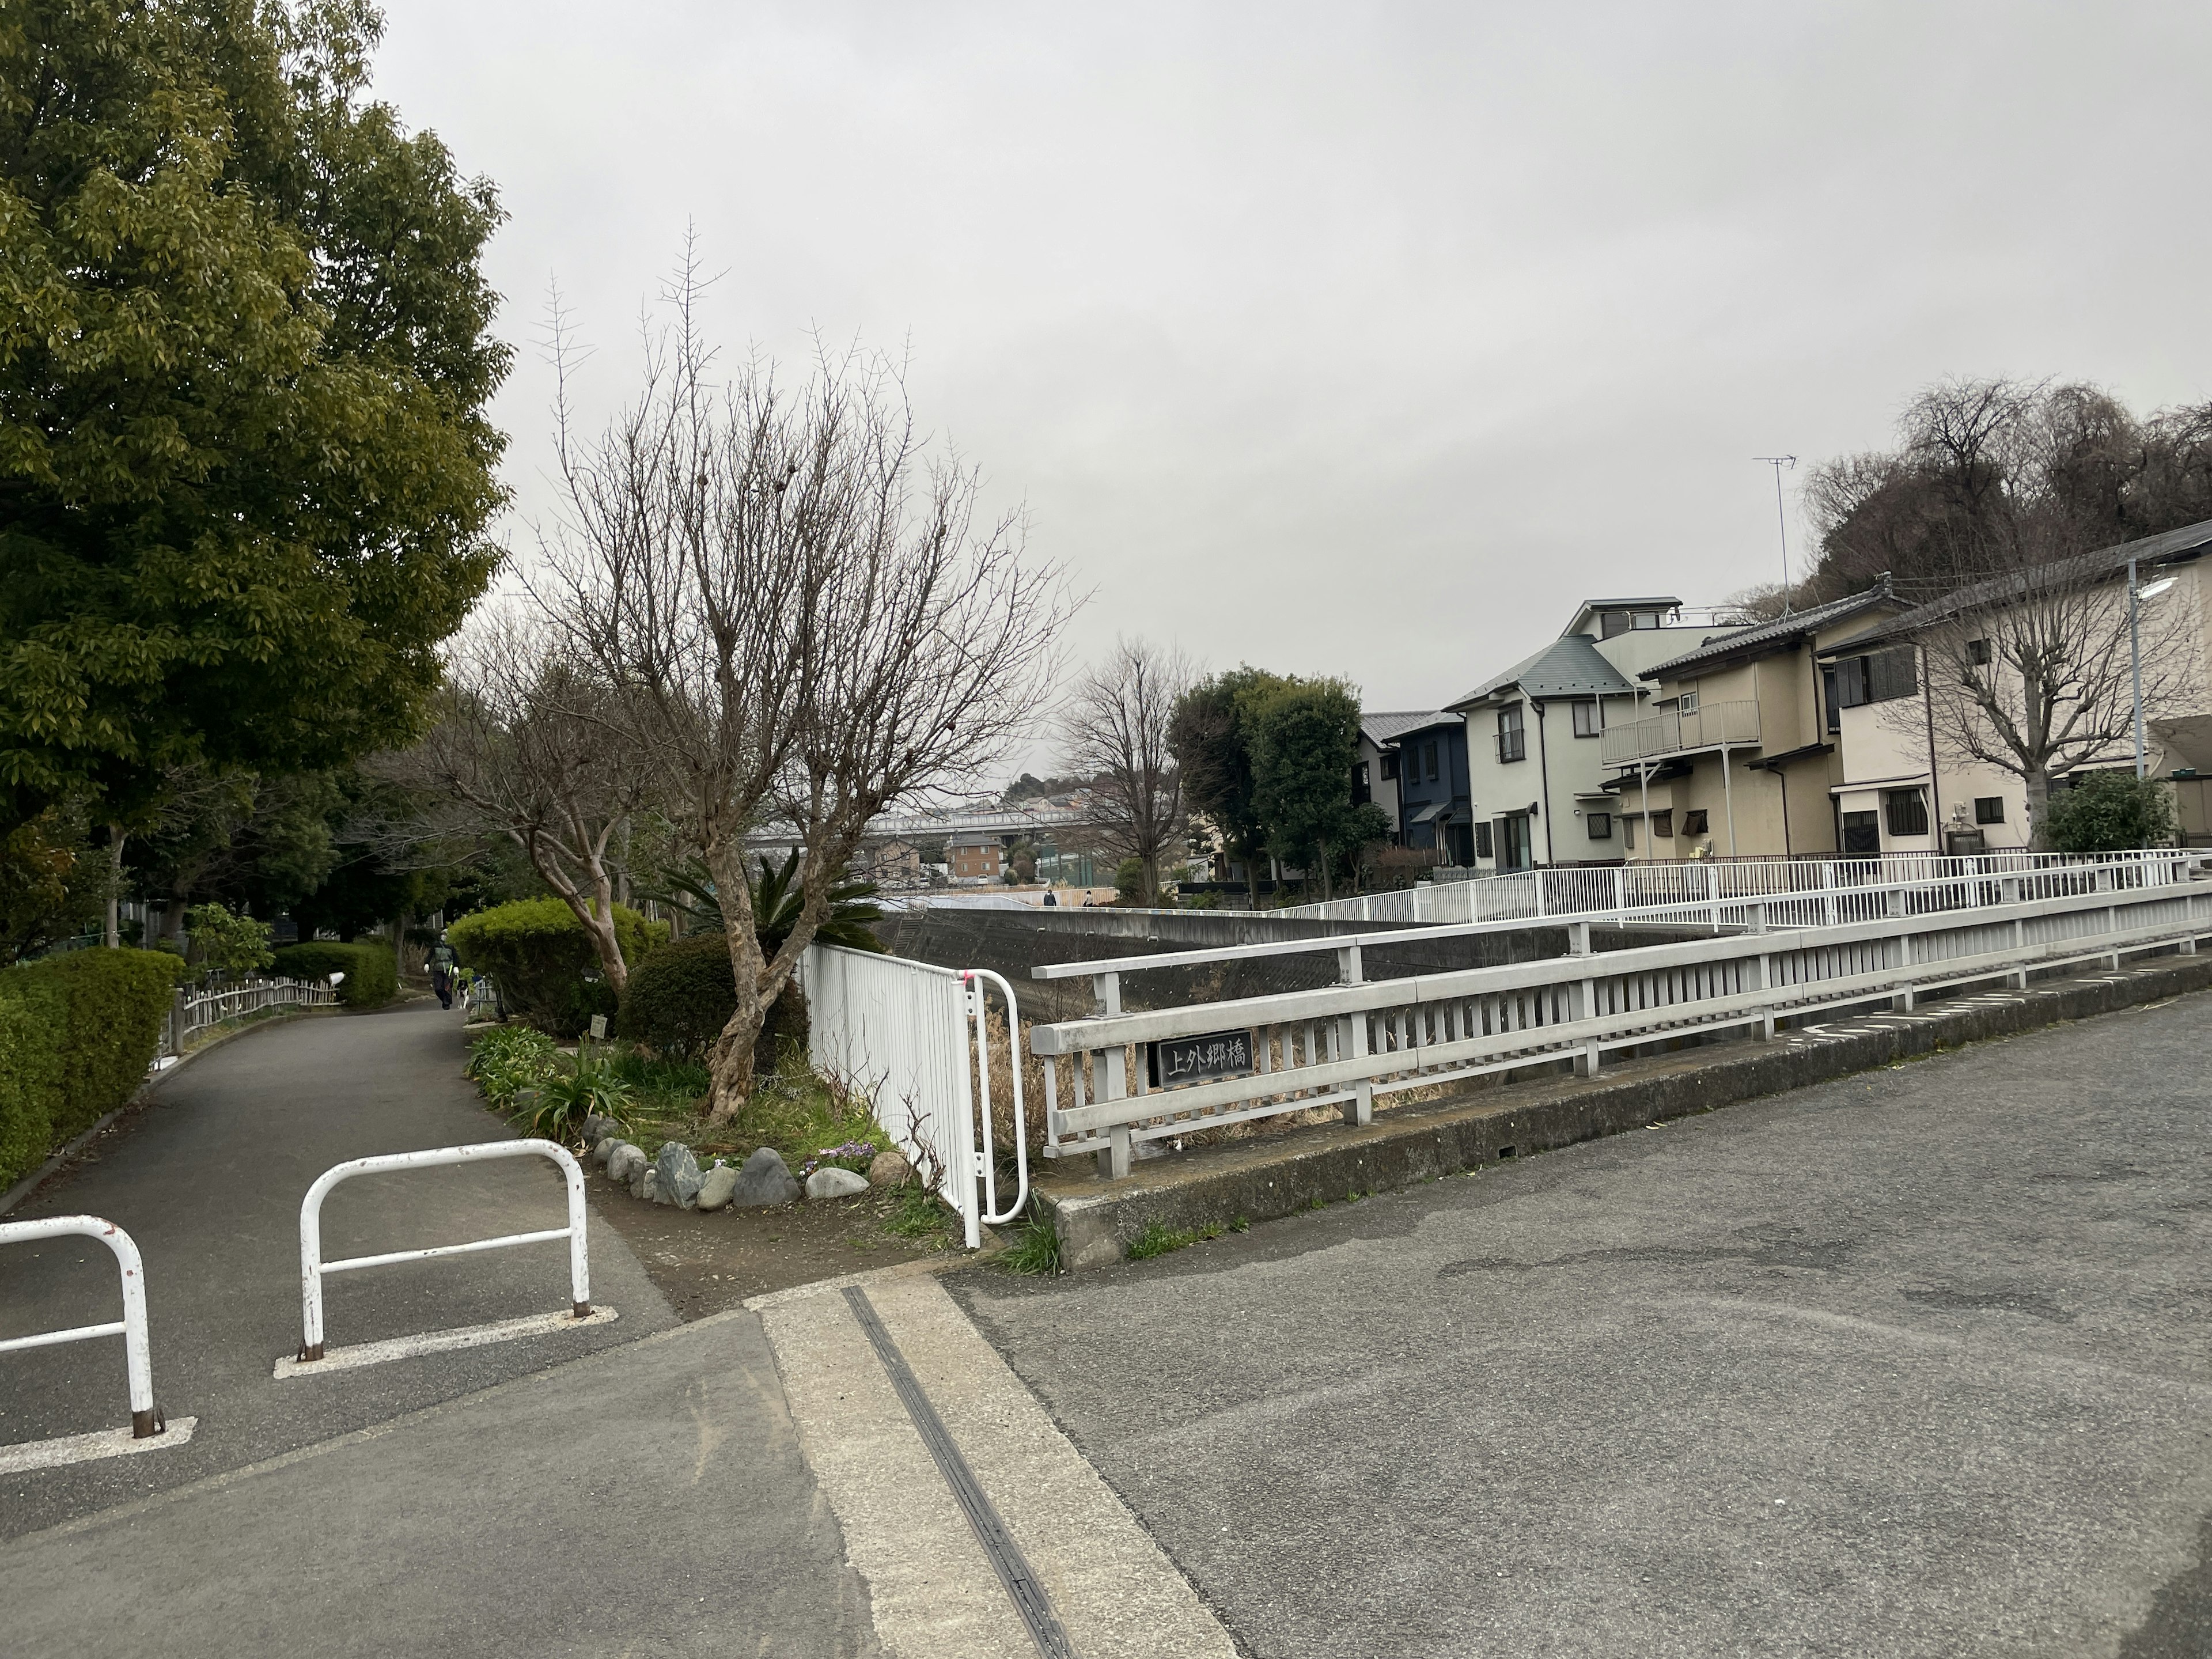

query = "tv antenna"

[{"left": 1755, "top": 455, "right": 1797, "bottom": 613}]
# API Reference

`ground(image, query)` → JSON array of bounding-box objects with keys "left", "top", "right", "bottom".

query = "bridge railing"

[{"left": 1029, "top": 869, "right": 2209, "bottom": 1177}]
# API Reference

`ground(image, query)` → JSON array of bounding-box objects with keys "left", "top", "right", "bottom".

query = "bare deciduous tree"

[
  {"left": 539, "top": 260, "right": 1073, "bottom": 1122},
  {"left": 1881, "top": 525, "right": 2201, "bottom": 843},
  {"left": 389, "top": 609, "right": 656, "bottom": 993},
  {"left": 1058, "top": 638, "right": 1192, "bottom": 902}
]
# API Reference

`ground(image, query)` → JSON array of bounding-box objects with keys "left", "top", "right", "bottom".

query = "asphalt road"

[{"left": 952, "top": 989, "right": 2212, "bottom": 1659}]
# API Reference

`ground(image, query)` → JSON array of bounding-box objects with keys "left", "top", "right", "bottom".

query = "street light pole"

[
  {"left": 1755, "top": 456, "right": 1797, "bottom": 613},
  {"left": 2131, "top": 556, "right": 2145, "bottom": 781}
]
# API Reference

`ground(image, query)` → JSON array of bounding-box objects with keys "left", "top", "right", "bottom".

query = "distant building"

[
  {"left": 946, "top": 834, "right": 1006, "bottom": 882},
  {"left": 1358, "top": 711, "right": 1446, "bottom": 840},
  {"left": 858, "top": 838, "right": 926, "bottom": 886},
  {"left": 1389, "top": 715, "right": 1474, "bottom": 865}
]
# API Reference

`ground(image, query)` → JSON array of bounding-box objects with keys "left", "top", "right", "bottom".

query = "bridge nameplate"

[{"left": 1148, "top": 1029, "right": 1255, "bottom": 1089}]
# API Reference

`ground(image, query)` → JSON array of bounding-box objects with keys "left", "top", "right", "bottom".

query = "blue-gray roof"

[
  {"left": 1361, "top": 710, "right": 1454, "bottom": 747},
  {"left": 1641, "top": 581, "right": 1895, "bottom": 679},
  {"left": 1448, "top": 634, "right": 1635, "bottom": 708}
]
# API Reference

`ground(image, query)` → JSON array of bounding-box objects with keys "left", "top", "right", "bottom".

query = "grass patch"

[
  {"left": 1001, "top": 1205, "right": 1063, "bottom": 1275},
  {"left": 1126, "top": 1217, "right": 1235, "bottom": 1260},
  {"left": 883, "top": 1183, "right": 959, "bottom": 1249}
]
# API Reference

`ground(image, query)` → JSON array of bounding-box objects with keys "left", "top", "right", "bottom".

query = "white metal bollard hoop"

[
  {"left": 0, "top": 1215, "right": 163, "bottom": 1438},
  {"left": 961, "top": 968, "right": 1031, "bottom": 1228},
  {"left": 296, "top": 1139, "right": 591, "bottom": 1364}
]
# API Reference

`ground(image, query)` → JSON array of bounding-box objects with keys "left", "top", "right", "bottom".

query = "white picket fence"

[
  {"left": 1271, "top": 850, "right": 2188, "bottom": 926},
  {"left": 162, "top": 975, "right": 339, "bottom": 1056},
  {"left": 1029, "top": 857, "right": 2211, "bottom": 1177}
]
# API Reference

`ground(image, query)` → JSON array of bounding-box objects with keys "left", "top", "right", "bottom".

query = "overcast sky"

[{"left": 375, "top": 0, "right": 2212, "bottom": 738}]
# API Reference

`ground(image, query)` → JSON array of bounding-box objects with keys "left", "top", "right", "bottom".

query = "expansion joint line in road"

[{"left": 840, "top": 1285, "right": 1077, "bottom": 1659}]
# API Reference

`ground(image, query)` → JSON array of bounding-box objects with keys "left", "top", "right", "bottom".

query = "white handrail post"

[
  {"left": 296, "top": 1139, "right": 593, "bottom": 1365},
  {"left": 0, "top": 1215, "right": 161, "bottom": 1437},
  {"left": 963, "top": 969, "right": 1031, "bottom": 1227}
]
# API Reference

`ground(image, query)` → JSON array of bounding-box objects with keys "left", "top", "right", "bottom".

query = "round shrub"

[
  {"left": 445, "top": 898, "right": 665, "bottom": 1038},
  {"left": 270, "top": 941, "right": 397, "bottom": 1008},
  {"left": 616, "top": 931, "right": 808, "bottom": 1070}
]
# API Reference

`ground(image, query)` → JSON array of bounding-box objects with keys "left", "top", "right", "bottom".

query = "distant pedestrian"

[
  {"left": 1043, "top": 889, "right": 1058, "bottom": 906},
  {"left": 429, "top": 935, "right": 458, "bottom": 1010}
]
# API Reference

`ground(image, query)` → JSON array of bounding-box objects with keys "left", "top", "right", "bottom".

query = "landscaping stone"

[
  {"left": 635, "top": 1166, "right": 659, "bottom": 1203},
  {"left": 867, "top": 1149, "right": 911, "bottom": 1187},
  {"left": 606, "top": 1143, "right": 645, "bottom": 1183},
  {"left": 695, "top": 1161, "right": 740, "bottom": 1212},
  {"left": 728, "top": 1147, "right": 801, "bottom": 1207},
  {"left": 806, "top": 1166, "right": 870, "bottom": 1201},
  {"left": 581, "top": 1113, "right": 625, "bottom": 1147},
  {"left": 654, "top": 1142, "right": 704, "bottom": 1209},
  {"left": 593, "top": 1137, "right": 618, "bottom": 1167}
]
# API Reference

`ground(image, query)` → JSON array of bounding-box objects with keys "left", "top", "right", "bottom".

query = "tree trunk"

[
  {"left": 2025, "top": 767, "right": 2053, "bottom": 850},
  {"left": 1244, "top": 839, "right": 1261, "bottom": 908},
  {"left": 104, "top": 824, "right": 124, "bottom": 948},
  {"left": 1317, "top": 838, "right": 1335, "bottom": 903},
  {"left": 704, "top": 846, "right": 768, "bottom": 1124}
]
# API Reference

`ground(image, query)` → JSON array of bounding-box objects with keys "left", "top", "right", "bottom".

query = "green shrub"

[
  {"left": 446, "top": 899, "right": 664, "bottom": 1038},
  {"left": 516, "top": 1063, "right": 632, "bottom": 1142},
  {"left": 0, "top": 948, "right": 182, "bottom": 1189},
  {"left": 2045, "top": 771, "right": 2176, "bottom": 853},
  {"left": 616, "top": 931, "right": 807, "bottom": 1067},
  {"left": 270, "top": 941, "right": 397, "bottom": 1008},
  {"left": 184, "top": 902, "right": 273, "bottom": 976},
  {"left": 463, "top": 1025, "right": 563, "bottom": 1105}
]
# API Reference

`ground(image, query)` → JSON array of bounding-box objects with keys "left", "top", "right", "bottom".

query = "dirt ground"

[{"left": 582, "top": 1160, "right": 957, "bottom": 1319}]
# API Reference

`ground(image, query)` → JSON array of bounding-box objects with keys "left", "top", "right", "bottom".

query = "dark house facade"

[{"left": 1391, "top": 717, "right": 1474, "bottom": 864}]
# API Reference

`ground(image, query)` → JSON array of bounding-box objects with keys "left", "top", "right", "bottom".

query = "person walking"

[{"left": 429, "top": 934, "right": 459, "bottom": 1010}]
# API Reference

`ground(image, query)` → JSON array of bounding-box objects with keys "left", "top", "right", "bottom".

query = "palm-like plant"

[{"left": 640, "top": 851, "right": 888, "bottom": 955}]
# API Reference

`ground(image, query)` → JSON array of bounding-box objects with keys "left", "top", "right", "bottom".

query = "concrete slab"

[{"left": 1, "top": 1310, "right": 877, "bottom": 1658}]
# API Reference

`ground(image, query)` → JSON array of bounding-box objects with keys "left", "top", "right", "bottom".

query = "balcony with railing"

[{"left": 1601, "top": 699, "right": 1762, "bottom": 766}]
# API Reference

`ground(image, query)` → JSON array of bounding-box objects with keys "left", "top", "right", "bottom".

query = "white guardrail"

[
  {"left": 0, "top": 1215, "right": 171, "bottom": 1454},
  {"left": 1030, "top": 858, "right": 2209, "bottom": 1177},
  {"left": 287, "top": 1140, "right": 597, "bottom": 1372},
  {"left": 802, "top": 945, "right": 1033, "bottom": 1249},
  {"left": 1270, "top": 849, "right": 2181, "bottom": 926}
]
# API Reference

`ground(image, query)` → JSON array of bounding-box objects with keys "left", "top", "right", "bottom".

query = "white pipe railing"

[
  {"left": 1270, "top": 849, "right": 2192, "bottom": 926},
  {"left": 1032, "top": 877, "right": 2208, "bottom": 1177},
  {"left": 961, "top": 968, "right": 1031, "bottom": 1228},
  {"left": 294, "top": 1140, "right": 590, "bottom": 1363},
  {"left": 0, "top": 1215, "right": 162, "bottom": 1438}
]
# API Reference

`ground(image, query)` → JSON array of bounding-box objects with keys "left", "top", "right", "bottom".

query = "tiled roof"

[
  {"left": 1362, "top": 709, "right": 1454, "bottom": 745},
  {"left": 1820, "top": 518, "right": 2212, "bottom": 654},
  {"left": 1449, "top": 634, "right": 1636, "bottom": 708},
  {"left": 1641, "top": 582, "right": 1895, "bottom": 679}
]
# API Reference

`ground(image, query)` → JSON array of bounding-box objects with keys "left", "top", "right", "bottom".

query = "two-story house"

[
  {"left": 1816, "top": 520, "right": 2212, "bottom": 852},
  {"left": 1357, "top": 711, "right": 1446, "bottom": 842},
  {"left": 1443, "top": 597, "right": 1700, "bottom": 870},
  {"left": 1389, "top": 715, "right": 1473, "bottom": 863},
  {"left": 1607, "top": 582, "right": 1899, "bottom": 859}
]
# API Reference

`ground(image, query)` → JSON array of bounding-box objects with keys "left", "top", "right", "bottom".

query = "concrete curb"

[
  {"left": 0, "top": 1005, "right": 342, "bottom": 1218},
  {"left": 1035, "top": 953, "right": 2212, "bottom": 1269}
]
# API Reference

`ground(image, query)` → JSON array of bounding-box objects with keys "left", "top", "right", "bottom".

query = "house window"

[
  {"left": 1836, "top": 646, "right": 1918, "bottom": 709},
  {"left": 1975, "top": 796, "right": 2005, "bottom": 824},
  {"left": 1426, "top": 741, "right": 1440, "bottom": 783},
  {"left": 1600, "top": 610, "right": 1630, "bottom": 638},
  {"left": 1353, "top": 760, "right": 1371, "bottom": 806},
  {"left": 1586, "top": 812, "right": 1612, "bottom": 840},
  {"left": 1651, "top": 810, "right": 1673, "bottom": 839},
  {"left": 1842, "top": 810, "right": 1880, "bottom": 855},
  {"left": 1380, "top": 751, "right": 1398, "bottom": 781},
  {"left": 1497, "top": 706, "right": 1525, "bottom": 764},
  {"left": 1474, "top": 821, "right": 1494, "bottom": 860},
  {"left": 1821, "top": 667, "right": 1840, "bottom": 733},
  {"left": 1634, "top": 611, "right": 1660, "bottom": 630},
  {"left": 1571, "top": 700, "right": 1601, "bottom": 738},
  {"left": 1967, "top": 638, "right": 1991, "bottom": 666},
  {"left": 1885, "top": 788, "right": 1929, "bottom": 837},
  {"left": 1622, "top": 815, "right": 1637, "bottom": 852},
  {"left": 1681, "top": 809, "right": 1709, "bottom": 836},
  {"left": 1678, "top": 689, "right": 1700, "bottom": 714}
]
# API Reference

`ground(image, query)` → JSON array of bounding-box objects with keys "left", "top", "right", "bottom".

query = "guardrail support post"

[{"left": 1336, "top": 945, "right": 1373, "bottom": 1124}]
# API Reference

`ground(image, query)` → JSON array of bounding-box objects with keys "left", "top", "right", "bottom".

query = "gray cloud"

[{"left": 374, "top": 0, "right": 2212, "bottom": 718}]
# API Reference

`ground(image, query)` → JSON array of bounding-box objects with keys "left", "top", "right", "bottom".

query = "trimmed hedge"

[
  {"left": 270, "top": 941, "right": 398, "bottom": 1009},
  {"left": 0, "top": 948, "right": 184, "bottom": 1191},
  {"left": 446, "top": 898, "right": 665, "bottom": 1038},
  {"left": 616, "top": 930, "right": 808, "bottom": 1071}
]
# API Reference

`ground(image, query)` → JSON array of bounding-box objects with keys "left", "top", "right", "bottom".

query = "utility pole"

[{"left": 1755, "top": 456, "right": 1797, "bottom": 613}]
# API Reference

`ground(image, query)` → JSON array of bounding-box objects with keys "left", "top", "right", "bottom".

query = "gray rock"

[
  {"left": 728, "top": 1146, "right": 802, "bottom": 1207},
  {"left": 635, "top": 1166, "right": 659, "bottom": 1203},
  {"left": 654, "top": 1142, "right": 703, "bottom": 1209},
  {"left": 605, "top": 1143, "right": 645, "bottom": 1184},
  {"left": 695, "top": 1161, "right": 740, "bottom": 1212},
  {"left": 866, "top": 1149, "right": 912, "bottom": 1187},
  {"left": 581, "top": 1113, "right": 625, "bottom": 1146},
  {"left": 806, "top": 1165, "right": 870, "bottom": 1201},
  {"left": 593, "top": 1136, "right": 618, "bottom": 1167}
]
